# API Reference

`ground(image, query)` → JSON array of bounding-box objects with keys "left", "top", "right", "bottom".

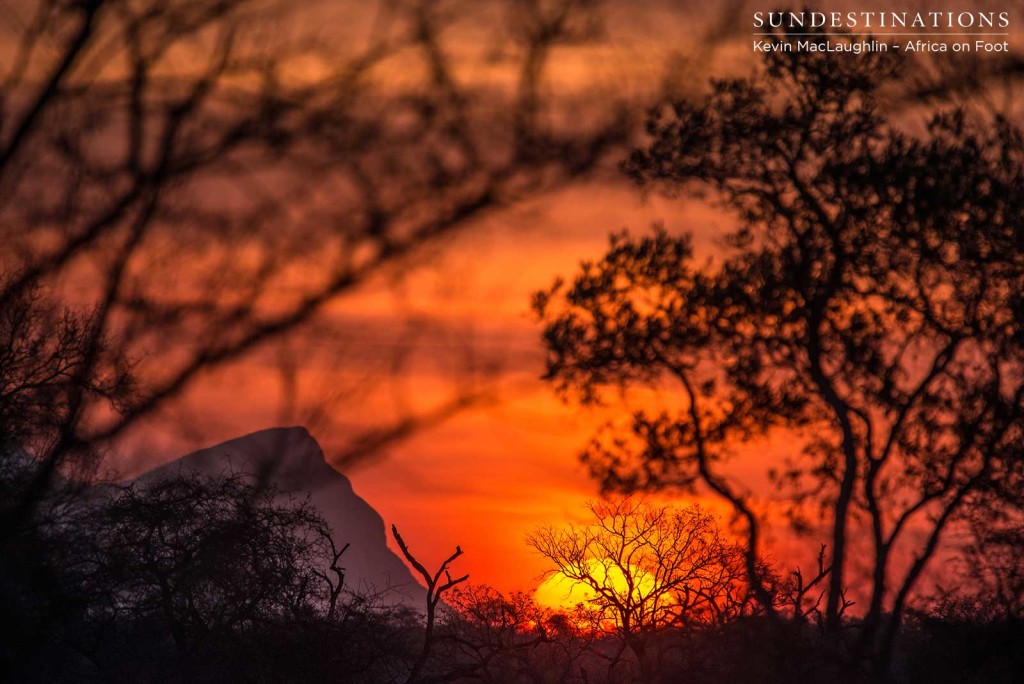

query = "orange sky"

[
  {"left": 128, "top": 179, "right": 825, "bottom": 596},
  {"left": 99, "top": 0, "right": 1023, "bottom": 601},
  {"left": 100, "top": 0, "right": 758, "bottom": 594}
]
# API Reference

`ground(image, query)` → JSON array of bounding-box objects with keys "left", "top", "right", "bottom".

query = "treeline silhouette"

[{"left": 3, "top": 453, "right": 1022, "bottom": 683}]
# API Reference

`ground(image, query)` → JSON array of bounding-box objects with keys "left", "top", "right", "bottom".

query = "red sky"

[
  {"left": 102, "top": 0, "right": 1023, "bottom": 601},
  {"left": 101, "top": 0, "right": 756, "bottom": 594},
  {"left": 128, "top": 178, "right": 824, "bottom": 597}
]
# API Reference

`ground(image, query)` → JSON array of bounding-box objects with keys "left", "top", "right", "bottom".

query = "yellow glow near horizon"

[{"left": 534, "top": 559, "right": 659, "bottom": 610}]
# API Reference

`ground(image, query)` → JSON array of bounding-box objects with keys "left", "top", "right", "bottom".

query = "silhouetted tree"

[
  {"left": 528, "top": 497, "right": 755, "bottom": 679},
  {"left": 0, "top": 280, "right": 133, "bottom": 679},
  {"left": 535, "top": 39, "right": 1024, "bottom": 676},
  {"left": 0, "top": 280, "right": 133, "bottom": 524},
  {"left": 391, "top": 523, "right": 469, "bottom": 684},
  {"left": 91, "top": 471, "right": 336, "bottom": 650},
  {"left": 780, "top": 543, "right": 845, "bottom": 627},
  {"left": 431, "top": 585, "right": 553, "bottom": 682},
  {"left": 4, "top": 462, "right": 419, "bottom": 683},
  {"left": 929, "top": 510, "right": 1024, "bottom": 624}
]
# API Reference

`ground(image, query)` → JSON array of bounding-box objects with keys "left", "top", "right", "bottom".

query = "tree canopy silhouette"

[
  {"left": 92, "top": 470, "right": 338, "bottom": 650},
  {"left": 534, "top": 44, "right": 1024, "bottom": 673},
  {"left": 529, "top": 498, "right": 755, "bottom": 676}
]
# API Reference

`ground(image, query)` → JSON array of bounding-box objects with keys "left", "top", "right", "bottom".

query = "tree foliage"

[
  {"left": 529, "top": 498, "right": 755, "bottom": 673},
  {"left": 535, "top": 42, "right": 1024, "bottom": 670},
  {"left": 91, "top": 471, "right": 336, "bottom": 648}
]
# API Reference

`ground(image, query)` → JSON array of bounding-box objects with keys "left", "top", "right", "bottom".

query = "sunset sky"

[
  {"left": 135, "top": 181, "right": 741, "bottom": 596},
  {"left": 98, "top": 0, "right": 754, "bottom": 595},
  {"left": 93, "top": 0, "right": 1024, "bottom": 600},
  {"left": 7, "top": 2, "right": 1024, "bottom": 683}
]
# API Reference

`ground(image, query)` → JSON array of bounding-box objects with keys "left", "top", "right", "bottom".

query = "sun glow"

[{"left": 534, "top": 560, "right": 659, "bottom": 610}]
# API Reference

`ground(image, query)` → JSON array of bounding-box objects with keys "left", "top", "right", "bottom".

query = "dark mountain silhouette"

[{"left": 139, "top": 426, "right": 426, "bottom": 608}]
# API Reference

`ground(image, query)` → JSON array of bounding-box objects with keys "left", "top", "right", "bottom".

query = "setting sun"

[{"left": 535, "top": 560, "right": 660, "bottom": 610}]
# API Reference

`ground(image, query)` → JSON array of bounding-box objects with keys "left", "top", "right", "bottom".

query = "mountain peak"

[
  {"left": 140, "top": 427, "right": 423, "bottom": 607},
  {"left": 168, "top": 426, "right": 349, "bottom": 495}
]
